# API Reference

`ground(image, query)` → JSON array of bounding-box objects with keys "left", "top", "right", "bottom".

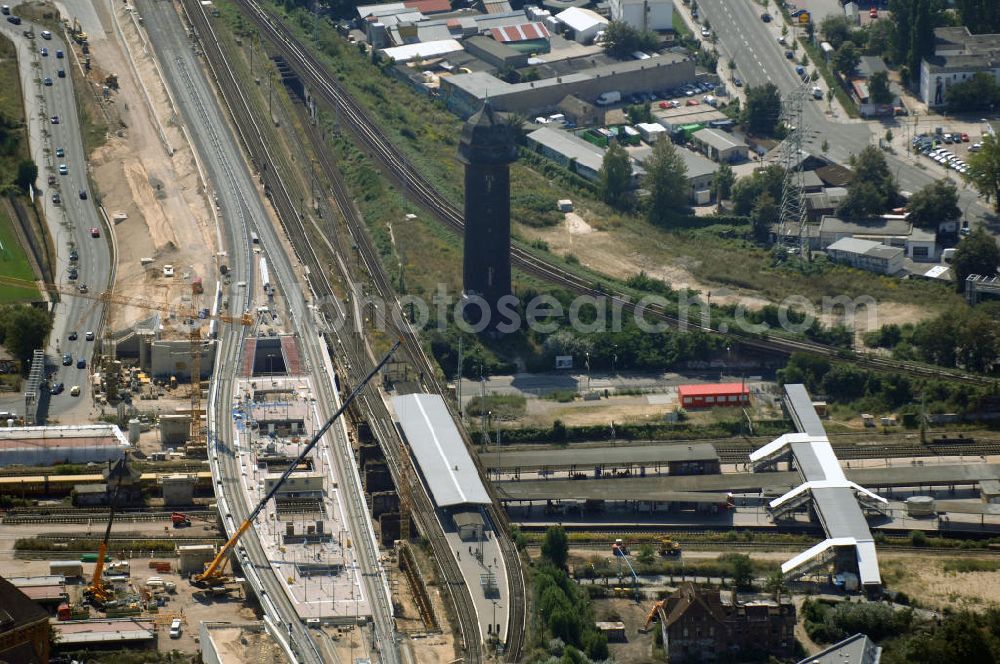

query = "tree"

[
  {"left": 907, "top": 179, "right": 961, "bottom": 228},
  {"left": 821, "top": 139, "right": 829, "bottom": 152},
  {"left": 0, "top": 306, "right": 52, "bottom": 363},
  {"left": 945, "top": 72, "right": 1000, "bottom": 112},
  {"left": 13, "top": 160, "right": 37, "bottom": 191},
  {"left": 713, "top": 162, "right": 735, "bottom": 200},
  {"left": 643, "top": 136, "right": 689, "bottom": 225},
  {"left": 868, "top": 70, "right": 893, "bottom": 104},
  {"left": 838, "top": 145, "right": 898, "bottom": 218},
  {"left": 965, "top": 133, "right": 1000, "bottom": 212},
  {"left": 834, "top": 42, "right": 861, "bottom": 76},
  {"left": 956, "top": 0, "right": 1000, "bottom": 34},
  {"left": 751, "top": 191, "right": 778, "bottom": 243},
  {"left": 764, "top": 570, "right": 787, "bottom": 601},
  {"left": 744, "top": 83, "right": 782, "bottom": 136},
  {"left": 602, "top": 20, "right": 657, "bottom": 59},
  {"left": 637, "top": 543, "right": 655, "bottom": 565},
  {"left": 722, "top": 553, "right": 754, "bottom": 590},
  {"left": 953, "top": 228, "right": 1000, "bottom": 292},
  {"left": 541, "top": 526, "right": 569, "bottom": 570},
  {"left": 819, "top": 14, "right": 852, "bottom": 49},
  {"left": 599, "top": 141, "right": 632, "bottom": 209},
  {"left": 731, "top": 164, "right": 785, "bottom": 216}
]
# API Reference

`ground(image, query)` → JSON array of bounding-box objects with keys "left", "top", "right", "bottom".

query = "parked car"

[
  {"left": 79, "top": 190, "right": 87, "bottom": 200},
  {"left": 76, "top": 358, "right": 86, "bottom": 369},
  {"left": 51, "top": 382, "right": 64, "bottom": 395},
  {"left": 85, "top": 331, "right": 94, "bottom": 341},
  {"left": 52, "top": 192, "right": 60, "bottom": 205},
  {"left": 870, "top": 6, "right": 878, "bottom": 18},
  {"left": 55, "top": 147, "right": 64, "bottom": 157},
  {"left": 169, "top": 619, "right": 182, "bottom": 638},
  {"left": 58, "top": 68, "right": 65, "bottom": 78},
  {"left": 68, "top": 331, "right": 78, "bottom": 341},
  {"left": 761, "top": 12, "right": 772, "bottom": 21},
  {"left": 43, "top": 76, "right": 52, "bottom": 86},
  {"left": 62, "top": 353, "right": 72, "bottom": 366},
  {"left": 55, "top": 49, "right": 63, "bottom": 58},
  {"left": 50, "top": 115, "right": 59, "bottom": 124},
  {"left": 89, "top": 227, "right": 100, "bottom": 238},
  {"left": 70, "top": 385, "right": 81, "bottom": 396},
  {"left": 961, "top": 132, "right": 970, "bottom": 142},
  {"left": 6, "top": 15, "right": 21, "bottom": 24},
  {"left": 58, "top": 164, "right": 68, "bottom": 175},
  {"left": 40, "top": 47, "right": 48, "bottom": 56},
  {"left": 785, "top": 50, "right": 794, "bottom": 59}
]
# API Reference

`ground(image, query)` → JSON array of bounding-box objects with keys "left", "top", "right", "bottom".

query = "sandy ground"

[
  {"left": 883, "top": 556, "right": 1000, "bottom": 612},
  {"left": 85, "top": 0, "right": 217, "bottom": 332},
  {"left": 523, "top": 394, "right": 675, "bottom": 427}
]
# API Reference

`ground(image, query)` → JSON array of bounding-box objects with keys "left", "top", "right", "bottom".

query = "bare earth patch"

[
  {"left": 86, "top": 1, "right": 217, "bottom": 331},
  {"left": 884, "top": 556, "right": 1000, "bottom": 611}
]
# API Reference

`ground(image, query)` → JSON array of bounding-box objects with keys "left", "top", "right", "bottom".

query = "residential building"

[
  {"left": 658, "top": 583, "right": 796, "bottom": 663},
  {"left": 795, "top": 632, "right": 881, "bottom": 664},
  {"left": 609, "top": 0, "right": 672, "bottom": 32},
  {"left": 691, "top": 128, "right": 748, "bottom": 163},
  {"left": 554, "top": 7, "right": 607, "bottom": 43},
  {"left": 677, "top": 383, "right": 749, "bottom": 409},
  {"left": 0, "top": 575, "right": 50, "bottom": 664},
  {"left": 826, "top": 237, "right": 904, "bottom": 275},
  {"left": 920, "top": 26, "right": 1000, "bottom": 107}
]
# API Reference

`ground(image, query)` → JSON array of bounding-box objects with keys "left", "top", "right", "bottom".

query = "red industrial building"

[{"left": 678, "top": 383, "right": 750, "bottom": 409}]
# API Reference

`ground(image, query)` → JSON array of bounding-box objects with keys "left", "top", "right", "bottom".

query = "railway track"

[
  {"left": 224, "top": 0, "right": 995, "bottom": 389},
  {"left": 178, "top": 2, "right": 518, "bottom": 661},
  {"left": 523, "top": 540, "right": 1000, "bottom": 556},
  {"left": 1, "top": 508, "right": 216, "bottom": 525}
]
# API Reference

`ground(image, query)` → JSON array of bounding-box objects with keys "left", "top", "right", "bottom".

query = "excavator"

[
  {"left": 640, "top": 600, "right": 666, "bottom": 632},
  {"left": 192, "top": 340, "right": 400, "bottom": 588},
  {"left": 83, "top": 457, "right": 129, "bottom": 607}
]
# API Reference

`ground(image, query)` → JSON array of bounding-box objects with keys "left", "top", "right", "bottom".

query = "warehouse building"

[
  {"left": 677, "top": 383, "right": 750, "bottom": 409},
  {"left": 526, "top": 126, "right": 609, "bottom": 182},
  {"left": 633, "top": 146, "right": 718, "bottom": 204},
  {"left": 826, "top": 237, "right": 904, "bottom": 275},
  {"left": 691, "top": 127, "right": 748, "bottom": 163},
  {"left": 489, "top": 21, "right": 552, "bottom": 54},
  {"left": 554, "top": 7, "right": 607, "bottom": 43},
  {"left": 0, "top": 425, "right": 130, "bottom": 467},
  {"left": 441, "top": 54, "right": 696, "bottom": 117}
]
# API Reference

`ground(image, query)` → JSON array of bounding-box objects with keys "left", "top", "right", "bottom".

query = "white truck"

[{"left": 596, "top": 90, "right": 621, "bottom": 106}]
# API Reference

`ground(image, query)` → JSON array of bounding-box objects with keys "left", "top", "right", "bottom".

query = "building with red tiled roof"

[
  {"left": 657, "top": 583, "right": 795, "bottom": 663},
  {"left": 677, "top": 383, "right": 749, "bottom": 409}
]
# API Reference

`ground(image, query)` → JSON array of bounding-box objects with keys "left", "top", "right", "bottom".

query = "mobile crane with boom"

[
  {"left": 83, "top": 457, "right": 129, "bottom": 607},
  {"left": 192, "top": 340, "right": 400, "bottom": 588}
]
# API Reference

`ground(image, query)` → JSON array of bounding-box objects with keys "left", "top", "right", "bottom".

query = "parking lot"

[{"left": 911, "top": 129, "right": 979, "bottom": 177}]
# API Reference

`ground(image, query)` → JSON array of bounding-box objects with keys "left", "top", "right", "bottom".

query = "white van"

[
  {"left": 41, "top": 30, "right": 52, "bottom": 40},
  {"left": 169, "top": 618, "right": 182, "bottom": 638},
  {"left": 812, "top": 86, "right": 823, "bottom": 100}
]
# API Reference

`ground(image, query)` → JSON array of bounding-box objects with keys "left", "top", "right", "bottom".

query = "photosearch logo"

[{"left": 307, "top": 286, "right": 881, "bottom": 337}]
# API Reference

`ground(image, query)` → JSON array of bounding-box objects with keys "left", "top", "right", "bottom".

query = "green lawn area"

[
  {"left": 672, "top": 11, "right": 692, "bottom": 38},
  {"left": 0, "top": 206, "right": 39, "bottom": 303}
]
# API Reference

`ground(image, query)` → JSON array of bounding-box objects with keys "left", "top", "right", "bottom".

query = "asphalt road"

[
  {"left": 700, "top": 0, "right": 994, "bottom": 226},
  {"left": 1, "top": 12, "right": 111, "bottom": 420},
  {"left": 137, "top": 0, "right": 397, "bottom": 660}
]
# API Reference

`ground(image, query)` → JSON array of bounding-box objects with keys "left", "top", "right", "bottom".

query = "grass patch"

[
  {"left": 0, "top": 204, "right": 39, "bottom": 303},
  {"left": 672, "top": 12, "right": 692, "bottom": 39},
  {"left": 941, "top": 559, "right": 1000, "bottom": 574},
  {"left": 465, "top": 394, "right": 527, "bottom": 419}
]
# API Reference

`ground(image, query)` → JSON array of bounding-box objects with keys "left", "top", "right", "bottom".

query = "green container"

[{"left": 79, "top": 553, "right": 111, "bottom": 563}]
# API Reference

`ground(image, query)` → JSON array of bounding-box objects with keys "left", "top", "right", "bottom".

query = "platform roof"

[
  {"left": 392, "top": 394, "right": 491, "bottom": 507},
  {"left": 487, "top": 443, "right": 719, "bottom": 469},
  {"left": 496, "top": 462, "right": 1000, "bottom": 501}
]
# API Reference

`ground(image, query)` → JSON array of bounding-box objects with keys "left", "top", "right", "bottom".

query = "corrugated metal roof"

[
  {"left": 391, "top": 394, "right": 491, "bottom": 507},
  {"left": 489, "top": 21, "right": 551, "bottom": 42},
  {"left": 380, "top": 39, "right": 464, "bottom": 62}
]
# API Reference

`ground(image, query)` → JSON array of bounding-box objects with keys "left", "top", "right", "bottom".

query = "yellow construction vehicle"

[
  {"left": 83, "top": 457, "right": 129, "bottom": 607},
  {"left": 70, "top": 17, "right": 87, "bottom": 43},
  {"left": 192, "top": 341, "right": 400, "bottom": 588},
  {"left": 657, "top": 536, "right": 682, "bottom": 557},
  {"left": 640, "top": 600, "right": 666, "bottom": 632}
]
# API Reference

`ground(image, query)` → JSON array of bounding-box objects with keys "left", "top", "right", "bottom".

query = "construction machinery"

[
  {"left": 640, "top": 600, "right": 666, "bottom": 632},
  {"left": 611, "top": 538, "right": 629, "bottom": 556},
  {"left": 192, "top": 340, "right": 400, "bottom": 588},
  {"left": 82, "top": 457, "right": 128, "bottom": 607},
  {"left": 657, "top": 536, "right": 682, "bottom": 557},
  {"left": 69, "top": 17, "right": 87, "bottom": 43}
]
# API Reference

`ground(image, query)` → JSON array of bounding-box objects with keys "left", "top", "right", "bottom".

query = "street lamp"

[{"left": 585, "top": 352, "right": 590, "bottom": 392}]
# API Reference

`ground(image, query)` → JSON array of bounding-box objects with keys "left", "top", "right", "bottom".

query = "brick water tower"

[{"left": 458, "top": 101, "right": 518, "bottom": 327}]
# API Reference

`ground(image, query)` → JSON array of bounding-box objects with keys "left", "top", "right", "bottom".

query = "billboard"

[{"left": 555, "top": 356, "right": 573, "bottom": 370}]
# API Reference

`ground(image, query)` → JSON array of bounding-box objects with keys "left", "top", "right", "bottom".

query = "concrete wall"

[
  {"left": 159, "top": 414, "right": 191, "bottom": 446},
  {"left": 162, "top": 475, "right": 195, "bottom": 506},
  {"left": 149, "top": 339, "right": 217, "bottom": 381}
]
